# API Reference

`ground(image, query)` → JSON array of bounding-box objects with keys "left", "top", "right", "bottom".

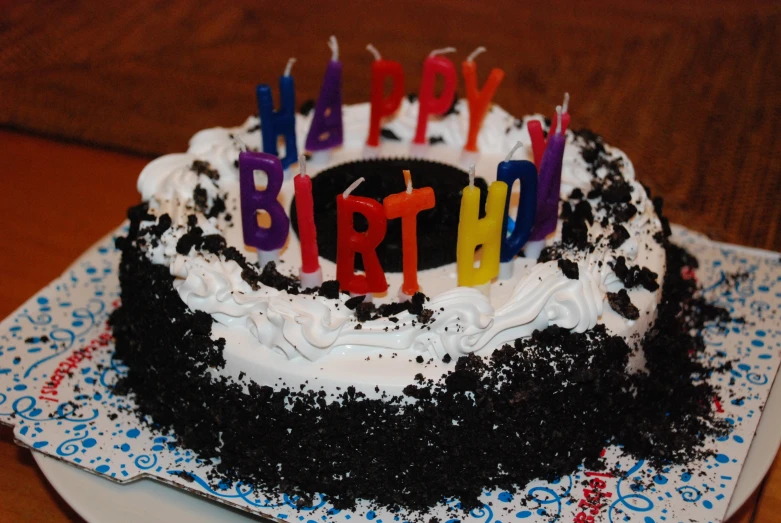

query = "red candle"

[
  {"left": 529, "top": 93, "right": 571, "bottom": 169},
  {"left": 293, "top": 156, "right": 320, "bottom": 275},
  {"left": 413, "top": 47, "right": 458, "bottom": 145},
  {"left": 383, "top": 170, "right": 436, "bottom": 296},
  {"left": 336, "top": 178, "right": 389, "bottom": 295},
  {"left": 462, "top": 47, "right": 504, "bottom": 153},
  {"left": 366, "top": 44, "right": 405, "bottom": 148}
]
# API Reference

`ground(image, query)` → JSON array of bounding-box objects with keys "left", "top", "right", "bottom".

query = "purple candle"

[
  {"left": 530, "top": 106, "right": 566, "bottom": 242},
  {"left": 239, "top": 151, "right": 290, "bottom": 266},
  {"left": 305, "top": 36, "right": 344, "bottom": 152}
]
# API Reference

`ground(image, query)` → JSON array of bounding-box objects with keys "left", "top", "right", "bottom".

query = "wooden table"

[{"left": 1, "top": 2, "right": 779, "bottom": 521}]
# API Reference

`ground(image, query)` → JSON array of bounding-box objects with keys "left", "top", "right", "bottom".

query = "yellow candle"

[{"left": 457, "top": 166, "right": 508, "bottom": 287}]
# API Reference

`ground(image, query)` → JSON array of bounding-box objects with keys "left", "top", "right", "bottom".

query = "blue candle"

[
  {"left": 257, "top": 57, "right": 298, "bottom": 170},
  {"left": 305, "top": 36, "right": 343, "bottom": 152},
  {"left": 498, "top": 142, "right": 538, "bottom": 263}
]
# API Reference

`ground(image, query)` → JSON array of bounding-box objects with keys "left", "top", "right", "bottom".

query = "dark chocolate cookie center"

[{"left": 290, "top": 158, "right": 487, "bottom": 273}]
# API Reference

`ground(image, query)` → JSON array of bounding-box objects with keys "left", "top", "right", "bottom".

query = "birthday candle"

[
  {"left": 293, "top": 155, "right": 321, "bottom": 287},
  {"left": 239, "top": 151, "right": 290, "bottom": 267},
  {"left": 383, "top": 170, "right": 436, "bottom": 297},
  {"left": 413, "top": 47, "right": 458, "bottom": 145},
  {"left": 462, "top": 47, "right": 504, "bottom": 153},
  {"left": 528, "top": 93, "right": 571, "bottom": 169},
  {"left": 305, "top": 36, "right": 344, "bottom": 152},
  {"left": 257, "top": 58, "right": 299, "bottom": 170},
  {"left": 456, "top": 165, "right": 508, "bottom": 287},
  {"left": 366, "top": 44, "right": 405, "bottom": 148},
  {"left": 336, "top": 178, "right": 389, "bottom": 295},
  {"left": 530, "top": 106, "right": 566, "bottom": 242},
  {"left": 498, "top": 142, "right": 538, "bottom": 263}
]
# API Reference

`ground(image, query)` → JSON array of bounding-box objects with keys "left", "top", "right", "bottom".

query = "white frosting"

[{"left": 133, "top": 100, "right": 665, "bottom": 397}]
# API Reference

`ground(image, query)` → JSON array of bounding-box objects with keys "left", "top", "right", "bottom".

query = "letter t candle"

[{"left": 383, "top": 170, "right": 435, "bottom": 298}]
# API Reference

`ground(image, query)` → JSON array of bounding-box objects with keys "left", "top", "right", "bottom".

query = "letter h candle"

[{"left": 257, "top": 58, "right": 299, "bottom": 170}]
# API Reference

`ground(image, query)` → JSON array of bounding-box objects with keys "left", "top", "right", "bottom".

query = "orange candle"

[
  {"left": 462, "top": 47, "right": 504, "bottom": 153},
  {"left": 383, "top": 170, "right": 436, "bottom": 296}
]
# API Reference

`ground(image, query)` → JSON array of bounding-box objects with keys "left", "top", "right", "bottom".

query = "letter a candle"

[
  {"left": 293, "top": 155, "right": 322, "bottom": 288},
  {"left": 528, "top": 93, "right": 571, "bottom": 169},
  {"left": 414, "top": 47, "right": 458, "bottom": 145},
  {"left": 366, "top": 44, "right": 405, "bottom": 148},
  {"left": 462, "top": 47, "right": 504, "bottom": 153},
  {"left": 305, "top": 36, "right": 343, "bottom": 153},
  {"left": 239, "top": 151, "right": 290, "bottom": 267},
  {"left": 530, "top": 106, "right": 567, "bottom": 243},
  {"left": 457, "top": 165, "right": 508, "bottom": 287},
  {"left": 336, "top": 178, "right": 389, "bottom": 295},
  {"left": 383, "top": 170, "right": 435, "bottom": 298}
]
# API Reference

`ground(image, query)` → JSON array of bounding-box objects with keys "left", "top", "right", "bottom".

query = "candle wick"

[
  {"left": 343, "top": 177, "right": 365, "bottom": 198},
  {"left": 298, "top": 154, "right": 307, "bottom": 177},
  {"left": 504, "top": 141, "right": 522, "bottom": 161},
  {"left": 329, "top": 35, "right": 339, "bottom": 61},
  {"left": 403, "top": 170, "right": 413, "bottom": 194},
  {"left": 562, "top": 92, "right": 570, "bottom": 115},
  {"left": 429, "top": 46, "right": 456, "bottom": 57},
  {"left": 366, "top": 44, "right": 381, "bottom": 61},
  {"left": 468, "top": 164, "right": 476, "bottom": 187},
  {"left": 284, "top": 57, "right": 297, "bottom": 77},
  {"left": 466, "top": 46, "right": 486, "bottom": 63},
  {"left": 555, "top": 105, "right": 563, "bottom": 135}
]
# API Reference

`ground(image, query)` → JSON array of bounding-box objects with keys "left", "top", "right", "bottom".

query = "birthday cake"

[{"left": 109, "top": 47, "right": 702, "bottom": 512}]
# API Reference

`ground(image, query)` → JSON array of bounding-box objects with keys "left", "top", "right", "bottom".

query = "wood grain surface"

[{"left": 1, "top": 1, "right": 780, "bottom": 521}]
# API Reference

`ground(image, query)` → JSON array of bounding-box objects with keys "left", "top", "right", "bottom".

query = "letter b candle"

[{"left": 239, "top": 151, "right": 290, "bottom": 267}]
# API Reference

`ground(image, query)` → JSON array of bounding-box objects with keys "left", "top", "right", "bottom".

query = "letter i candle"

[
  {"left": 456, "top": 165, "right": 508, "bottom": 288},
  {"left": 383, "top": 170, "right": 435, "bottom": 299},
  {"left": 293, "top": 155, "right": 322, "bottom": 288},
  {"left": 239, "top": 151, "right": 290, "bottom": 267}
]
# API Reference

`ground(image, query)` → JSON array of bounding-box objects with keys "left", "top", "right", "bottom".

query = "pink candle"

[{"left": 293, "top": 156, "right": 320, "bottom": 276}]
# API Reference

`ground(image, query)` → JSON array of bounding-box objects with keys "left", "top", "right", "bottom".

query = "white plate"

[{"left": 32, "top": 366, "right": 781, "bottom": 523}]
